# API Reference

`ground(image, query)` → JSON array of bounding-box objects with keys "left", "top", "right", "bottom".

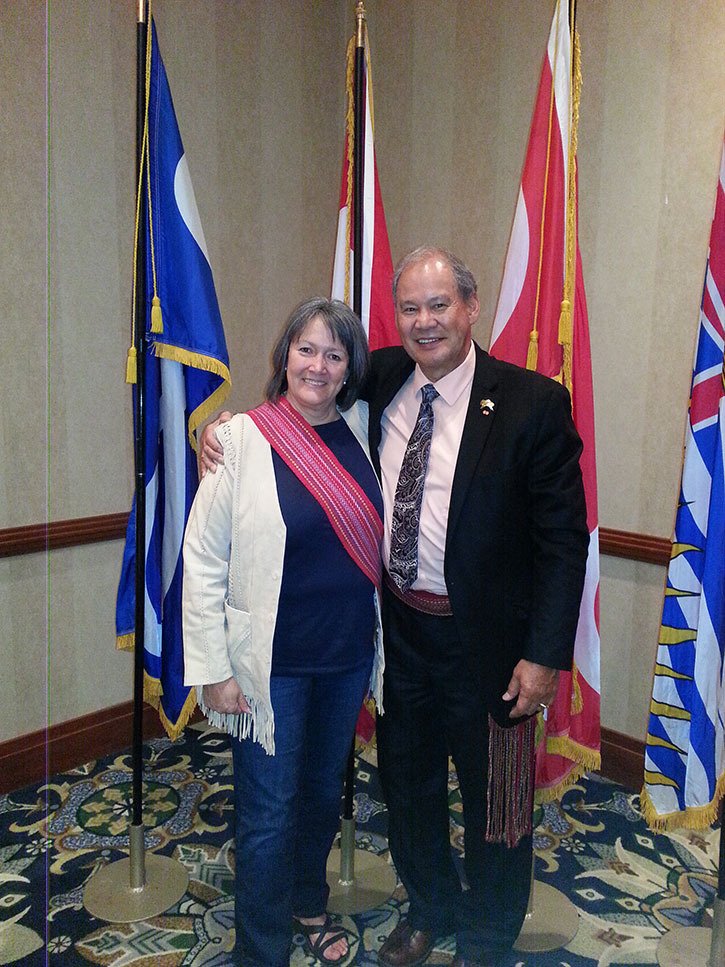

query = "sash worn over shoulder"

[{"left": 248, "top": 397, "right": 383, "bottom": 589}]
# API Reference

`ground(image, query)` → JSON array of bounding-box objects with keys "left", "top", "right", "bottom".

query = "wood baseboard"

[
  {"left": 0, "top": 702, "right": 173, "bottom": 795},
  {"left": 2, "top": 706, "right": 645, "bottom": 797},
  {"left": 600, "top": 726, "right": 645, "bottom": 792}
]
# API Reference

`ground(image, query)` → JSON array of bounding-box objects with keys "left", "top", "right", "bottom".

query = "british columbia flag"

[{"left": 642, "top": 135, "right": 725, "bottom": 830}]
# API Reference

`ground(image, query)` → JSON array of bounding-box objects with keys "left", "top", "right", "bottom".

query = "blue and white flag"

[
  {"left": 116, "top": 19, "right": 230, "bottom": 740},
  {"left": 642, "top": 135, "right": 725, "bottom": 830}
]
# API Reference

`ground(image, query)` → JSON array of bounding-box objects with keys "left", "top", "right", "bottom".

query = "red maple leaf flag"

[{"left": 489, "top": 0, "right": 601, "bottom": 799}]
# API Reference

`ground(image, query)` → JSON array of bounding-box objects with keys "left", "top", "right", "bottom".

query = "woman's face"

[{"left": 284, "top": 315, "right": 349, "bottom": 424}]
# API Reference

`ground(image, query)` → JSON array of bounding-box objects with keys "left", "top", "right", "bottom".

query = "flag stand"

[
  {"left": 513, "top": 857, "right": 579, "bottom": 953},
  {"left": 326, "top": 743, "right": 396, "bottom": 914},
  {"left": 83, "top": 0, "right": 188, "bottom": 922},
  {"left": 326, "top": 1, "right": 396, "bottom": 914},
  {"left": 655, "top": 804, "right": 724, "bottom": 967}
]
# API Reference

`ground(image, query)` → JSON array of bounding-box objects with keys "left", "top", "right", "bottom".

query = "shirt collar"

[{"left": 412, "top": 341, "right": 476, "bottom": 406}]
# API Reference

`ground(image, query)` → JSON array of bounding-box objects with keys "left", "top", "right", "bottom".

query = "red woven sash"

[{"left": 248, "top": 398, "right": 383, "bottom": 589}]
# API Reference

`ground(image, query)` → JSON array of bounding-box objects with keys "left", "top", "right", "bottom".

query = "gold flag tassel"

[
  {"left": 342, "top": 36, "right": 355, "bottom": 306},
  {"left": 125, "top": 2, "right": 155, "bottom": 381},
  {"left": 146, "top": 82, "right": 163, "bottom": 334},
  {"left": 557, "top": 27, "right": 582, "bottom": 394}
]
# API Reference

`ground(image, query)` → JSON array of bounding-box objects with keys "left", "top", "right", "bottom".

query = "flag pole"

[
  {"left": 83, "top": 0, "right": 188, "bottom": 920},
  {"left": 326, "top": 0, "right": 397, "bottom": 914},
  {"left": 514, "top": 0, "right": 581, "bottom": 950}
]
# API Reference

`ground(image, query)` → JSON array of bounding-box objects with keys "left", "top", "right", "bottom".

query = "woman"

[{"left": 183, "top": 298, "right": 384, "bottom": 967}]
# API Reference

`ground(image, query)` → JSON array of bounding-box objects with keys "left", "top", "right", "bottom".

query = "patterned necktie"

[{"left": 388, "top": 383, "right": 439, "bottom": 592}]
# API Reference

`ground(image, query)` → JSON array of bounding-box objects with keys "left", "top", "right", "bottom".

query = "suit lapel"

[{"left": 447, "top": 345, "right": 499, "bottom": 539}]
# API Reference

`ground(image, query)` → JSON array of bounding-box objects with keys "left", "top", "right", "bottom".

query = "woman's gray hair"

[
  {"left": 265, "top": 297, "right": 369, "bottom": 411},
  {"left": 392, "top": 247, "right": 478, "bottom": 303}
]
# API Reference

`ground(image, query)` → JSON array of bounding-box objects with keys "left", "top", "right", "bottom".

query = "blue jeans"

[{"left": 231, "top": 662, "right": 372, "bottom": 967}]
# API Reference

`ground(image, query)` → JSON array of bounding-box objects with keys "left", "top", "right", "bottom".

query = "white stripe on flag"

[
  {"left": 174, "top": 154, "right": 210, "bottom": 262},
  {"left": 489, "top": 189, "right": 529, "bottom": 347},
  {"left": 160, "top": 358, "right": 188, "bottom": 598}
]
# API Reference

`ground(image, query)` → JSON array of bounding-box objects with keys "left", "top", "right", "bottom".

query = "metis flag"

[
  {"left": 116, "top": 19, "right": 231, "bottom": 740},
  {"left": 489, "top": 0, "right": 601, "bottom": 799},
  {"left": 641, "top": 137, "right": 725, "bottom": 831},
  {"left": 331, "top": 29, "right": 398, "bottom": 350}
]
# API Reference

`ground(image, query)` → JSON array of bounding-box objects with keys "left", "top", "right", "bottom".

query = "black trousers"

[{"left": 376, "top": 589, "right": 532, "bottom": 961}]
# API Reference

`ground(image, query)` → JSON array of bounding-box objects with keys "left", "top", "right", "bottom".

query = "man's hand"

[
  {"left": 202, "top": 677, "right": 250, "bottom": 714},
  {"left": 503, "top": 660, "right": 559, "bottom": 719},
  {"left": 199, "top": 410, "right": 233, "bottom": 476}
]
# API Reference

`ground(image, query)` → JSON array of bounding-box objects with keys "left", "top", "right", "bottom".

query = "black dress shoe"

[{"left": 378, "top": 919, "right": 434, "bottom": 967}]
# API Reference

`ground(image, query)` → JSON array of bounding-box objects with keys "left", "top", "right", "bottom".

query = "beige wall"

[{"left": 2, "top": 1, "right": 724, "bottom": 746}]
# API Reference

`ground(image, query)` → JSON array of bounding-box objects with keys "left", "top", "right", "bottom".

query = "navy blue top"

[{"left": 270, "top": 417, "right": 382, "bottom": 676}]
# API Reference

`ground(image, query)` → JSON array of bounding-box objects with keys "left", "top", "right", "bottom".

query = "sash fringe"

[{"left": 486, "top": 714, "right": 537, "bottom": 847}]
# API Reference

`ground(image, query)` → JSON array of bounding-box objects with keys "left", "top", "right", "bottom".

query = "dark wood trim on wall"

[
  {"left": 1, "top": 706, "right": 643, "bottom": 796},
  {"left": 1, "top": 515, "right": 672, "bottom": 565},
  {"left": 0, "top": 512, "right": 129, "bottom": 557},
  {"left": 599, "top": 527, "right": 671, "bottom": 567}
]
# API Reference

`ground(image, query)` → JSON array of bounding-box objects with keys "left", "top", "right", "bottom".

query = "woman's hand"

[
  {"left": 199, "top": 411, "right": 234, "bottom": 477},
  {"left": 202, "top": 677, "right": 251, "bottom": 714}
]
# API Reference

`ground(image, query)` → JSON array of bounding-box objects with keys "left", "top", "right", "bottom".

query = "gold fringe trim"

[
  {"left": 570, "top": 661, "right": 583, "bottom": 714},
  {"left": 640, "top": 772, "right": 725, "bottom": 831},
  {"left": 143, "top": 671, "right": 163, "bottom": 707},
  {"left": 116, "top": 632, "right": 134, "bottom": 652},
  {"left": 534, "top": 737, "right": 601, "bottom": 804},
  {"left": 546, "top": 735, "right": 601, "bottom": 772},
  {"left": 115, "top": 633, "right": 197, "bottom": 741},
  {"left": 158, "top": 684, "right": 197, "bottom": 741},
  {"left": 151, "top": 342, "right": 231, "bottom": 451},
  {"left": 535, "top": 760, "right": 589, "bottom": 805}
]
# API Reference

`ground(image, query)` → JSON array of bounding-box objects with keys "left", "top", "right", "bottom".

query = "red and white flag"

[
  {"left": 489, "top": 0, "right": 601, "bottom": 800},
  {"left": 331, "top": 33, "right": 398, "bottom": 350},
  {"left": 331, "top": 27, "right": 397, "bottom": 747}
]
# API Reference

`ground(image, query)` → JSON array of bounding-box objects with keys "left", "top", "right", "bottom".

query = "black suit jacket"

[{"left": 365, "top": 342, "right": 589, "bottom": 720}]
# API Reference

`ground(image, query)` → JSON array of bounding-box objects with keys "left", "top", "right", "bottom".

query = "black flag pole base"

[
  {"left": 656, "top": 897, "right": 725, "bottom": 967},
  {"left": 513, "top": 856, "right": 579, "bottom": 953},
  {"left": 83, "top": 823, "right": 189, "bottom": 922},
  {"left": 326, "top": 817, "right": 397, "bottom": 915}
]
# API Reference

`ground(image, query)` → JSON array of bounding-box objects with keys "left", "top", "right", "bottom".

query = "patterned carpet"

[{"left": 0, "top": 721, "right": 719, "bottom": 966}]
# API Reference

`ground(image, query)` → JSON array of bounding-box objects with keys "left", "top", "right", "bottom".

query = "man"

[{"left": 201, "top": 248, "right": 589, "bottom": 966}]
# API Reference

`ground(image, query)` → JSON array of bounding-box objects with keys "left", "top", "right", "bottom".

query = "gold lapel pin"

[{"left": 480, "top": 398, "right": 495, "bottom": 416}]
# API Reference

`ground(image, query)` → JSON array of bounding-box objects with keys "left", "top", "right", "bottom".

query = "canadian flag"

[
  {"left": 331, "top": 33, "right": 398, "bottom": 351},
  {"left": 490, "top": 0, "right": 601, "bottom": 799}
]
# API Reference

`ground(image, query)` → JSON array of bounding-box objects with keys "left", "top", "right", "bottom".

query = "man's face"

[{"left": 394, "top": 257, "right": 480, "bottom": 382}]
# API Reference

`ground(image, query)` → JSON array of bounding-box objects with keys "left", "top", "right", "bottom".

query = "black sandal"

[{"left": 294, "top": 913, "right": 350, "bottom": 964}]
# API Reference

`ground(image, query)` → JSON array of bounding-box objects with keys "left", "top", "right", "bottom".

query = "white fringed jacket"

[{"left": 182, "top": 401, "right": 384, "bottom": 754}]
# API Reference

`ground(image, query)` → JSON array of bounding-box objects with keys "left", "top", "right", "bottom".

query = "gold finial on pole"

[
  {"left": 137, "top": 0, "right": 145, "bottom": 23},
  {"left": 355, "top": 1, "right": 366, "bottom": 48}
]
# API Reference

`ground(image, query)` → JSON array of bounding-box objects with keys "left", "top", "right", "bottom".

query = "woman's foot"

[{"left": 295, "top": 913, "right": 349, "bottom": 963}]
